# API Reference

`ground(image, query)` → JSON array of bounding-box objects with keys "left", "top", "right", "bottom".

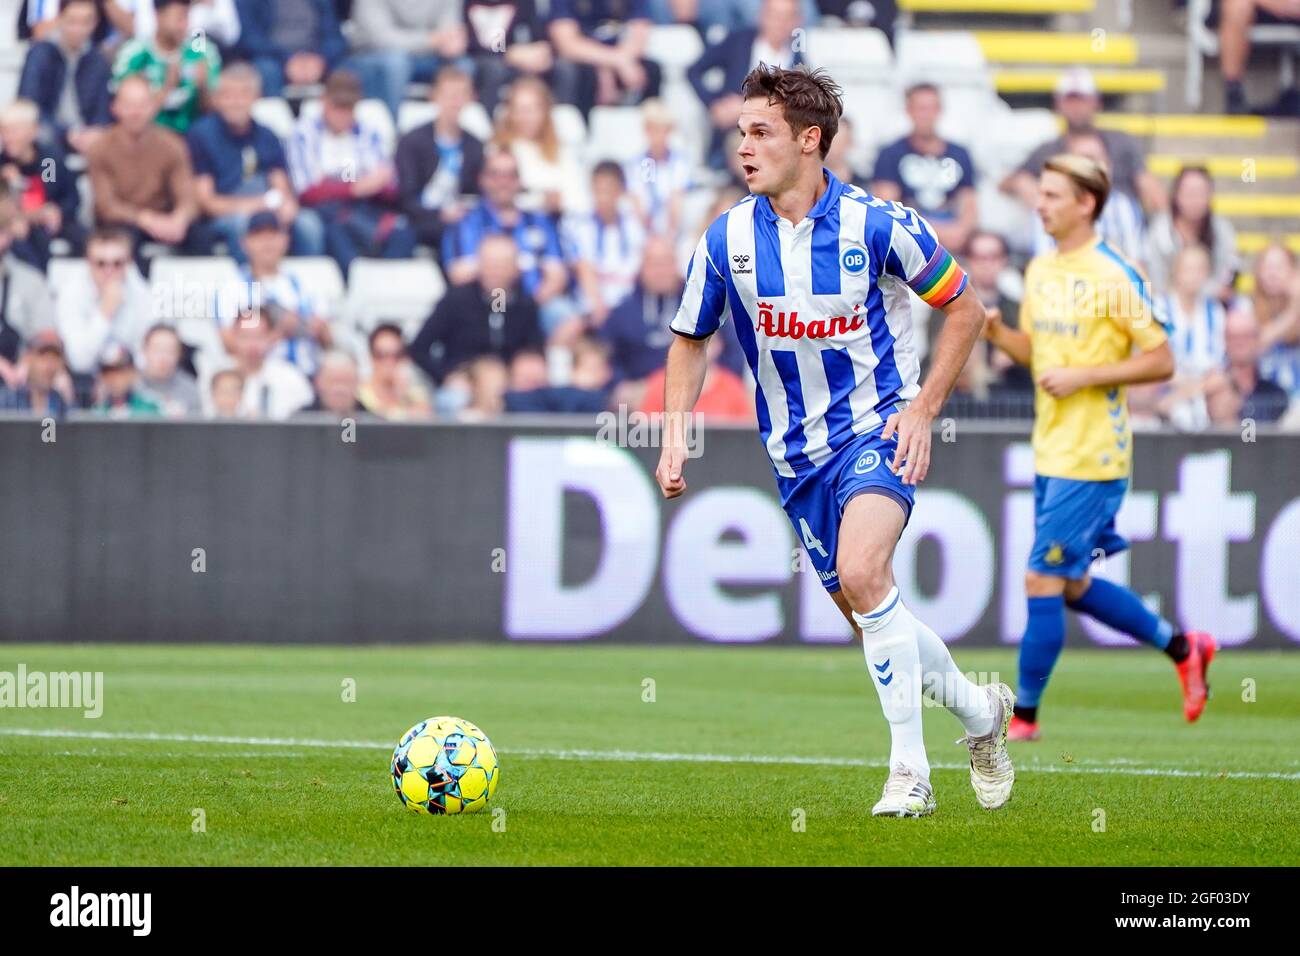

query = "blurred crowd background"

[{"left": 0, "top": 0, "right": 1297, "bottom": 429}]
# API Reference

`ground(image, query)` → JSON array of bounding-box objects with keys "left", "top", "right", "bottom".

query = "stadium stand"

[{"left": 0, "top": 0, "right": 1294, "bottom": 429}]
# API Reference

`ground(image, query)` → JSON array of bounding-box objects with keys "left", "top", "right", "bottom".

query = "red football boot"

[
  {"left": 1176, "top": 631, "right": 1217, "bottom": 722},
  {"left": 1007, "top": 715, "right": 1041, "bottom": 741}
]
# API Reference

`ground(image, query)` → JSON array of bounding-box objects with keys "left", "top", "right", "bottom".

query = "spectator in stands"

[
  {"left": 1, "top": 99, "right": 85, "bottom": 270},
  {"left": 207, "top": 366, "right": 245, "bottom": 417},
  {"left": 506, "top": 334, "right": 614, "bottom": 412},
  {"left": 359, "top": 322, "right": 433, "bottom": 420},
  {"left": 441, "top": 149, "right": 571, "bottom": 331},
  {"left": 112, "top": 0, "right": 221, "bottom": 134},
  {"left": 464, "top": 0, "right": 554, "bottom": 115},
  {"left": 965, "top": 231, "right": 1031, "bottom": 393},
  {"left": 1162, "top": 244, "right": 1228, "bottom": 377},
  {"left": 458, "top": 353, "right": 509, "bottom": 419},
  {"left": 93, "top": 342, "right": 162, "bottom": 416},
  {"left": 17, "top": 0, "right": 112, "bottom": 152},
  {"left": 1001, "top": 67, "right": 1166, "bottom": 215},
  {"left": 1209, "top": 308, "right": 1290, "bottom": 423},
  {"left": 688, "top": 0, "right": 803, "bottom": 170},
  {"left": 0, "top": 329, "right": 73, "bottom": 419},
  {"left": 1254, "top": 242, "right": 1300, "bottom": 401},
  {"left": 640, "top": 332, "right": 753, "bottom": 422},
  {"left": 349, "top": 0, "right": 471, "bottom": 120},
  {"left": 0, "top": 196, "right": 57, "bottom": 389},
  {"left": 1029, "top": 133, "right": 1146, "bottom": 266},
  {"left": 87, "top": 75, "right": 198, "bottom": 257},
  {"left": 824, "top": 114, "right": 867, "bottom": 186},
  {"left": 871, "top": 82, "right": 977, "bottom": 253},
  {"left": 1219, "top": 0, "right": 1300, "bottom": 113},
  {"left": 598, "top": 234, "right": 680, "bottom": 402},
  {"left": 562, "top": 160, "right": 647, "bottom": 329},
  {"left": 218, "top": 212, "right": 333, "bottom": 378},
  {"left": 136, "top": 322, "right": 201, "bottom": 416},
  {"left": 233, "top": 0, "right": 348, "bottom": 97},
  {"left": 396, "top": 66, "right": 486, "bottom": 253},
  {"left": 490, "top": 77, "right": 585, "bottom": 215},
  {"left": 546, "top": 0, "right": 661, "bottom": 118},
  {"left": 221, "top": 306, "right": 314, "bottom": 418},
  {"left": 296, "top": 348, "right": 374, "bottom": 418},
  {"left": 1145, "top": 165, "right": 1238, "bottom": 301},
  {"left": 410, "top": 233, "right": 545, "bottom": 385},
  {"left": 288, "top": 70, "right": 415, "bottom": 272},
  {"left": 189, "top": 64, "right": 323, "bottom": 260},
  {"left": 24, "top": 0, "right": 242, "bottom": 51},
  {"left": 623, "top": 98, "right": 692, "bottom": 239},
  {"left": 56, "top": 227, "right": 154, "bottom": 376}
]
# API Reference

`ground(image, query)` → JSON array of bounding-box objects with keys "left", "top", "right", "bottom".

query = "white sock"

[
  {"left": 899, "top": 601, "right": 996, "bottom": 737},
  {"left": 854, "top": 587, "right": 928, "bottom": 779}
]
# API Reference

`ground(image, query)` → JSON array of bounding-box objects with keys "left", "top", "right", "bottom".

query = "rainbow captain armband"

[{"left": 908, "top": 247, "right": 968, "bottom": 308}]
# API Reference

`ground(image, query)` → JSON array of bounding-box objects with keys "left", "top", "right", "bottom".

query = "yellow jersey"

[{"left": 1021, "top": 235, "right": 1168, "bottom": 481}]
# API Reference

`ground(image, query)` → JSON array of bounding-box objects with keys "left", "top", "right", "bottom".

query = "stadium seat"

[
  {"left": 345, "top": 258, "right": 446, "bottom": 339},
  {"left": 396, "top": 101, "right": 493, "bottom": 142},
  {"left": 282, "top": 257, "right": 347, "bottom": 319},
  {"left": 47, "top": 258, "right": 90, "bottom": 297},
  {"left": 645, "top": 24, "right": 705, "bottom": 80},
  {"left": 299, "top": 98, "right": 397, "bottom": 155},
  {"left": 1236, "top": 233, "right": 1300, "bottom": 254},
  {"left": 1093, "top": 113, "right": 1268, "bottom": 138},
  {"left": 992, "top": 69, "right": 1166, "bottom": 94},
  {"left": 803, "top": 27, "right": 894, "bottom": 87},
  {"left": 252, "top": 97, "right": 296, "bottom": 142},
  {"left": 894, "top": 30, "right": 989, "bottom": 88},
  {"left": 974, "top": 31, "right": 1138, "bottom": 65},
  {"left": 552, "top": 104, "right": 587, "bottom": 156},
  {"left": 1146, "top": 155, "right": 1299, "bottom": 179},
  {"left": 586, "top": 107, "right": 648, "bottom": 164},
  {"left": 899, "top": 0, "right": 1094, "bottom": 11}
]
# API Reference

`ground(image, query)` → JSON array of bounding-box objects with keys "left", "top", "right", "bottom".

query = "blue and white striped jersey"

[{"left": 671, "top": 169, "right": 969, "bottom": 486}]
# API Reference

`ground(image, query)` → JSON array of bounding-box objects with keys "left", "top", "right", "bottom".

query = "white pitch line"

[{"left": 1, "top": 727, "right": 1297, "bottom": 781}]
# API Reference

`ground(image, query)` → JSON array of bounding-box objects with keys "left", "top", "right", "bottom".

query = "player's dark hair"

[
  {"left": 88, "top": 225, "right": 133, "bottom": 248},
  {"left": 740, "top": 64, "right": 843, "bottom": 160}
]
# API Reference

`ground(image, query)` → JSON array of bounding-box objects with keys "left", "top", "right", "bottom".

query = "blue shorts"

[
  {"left": 777, "top": 428, "right": 916, "bottom": 593},
  {"left": 1028, "top": 474, "right": 1129, "bottom": 579}
]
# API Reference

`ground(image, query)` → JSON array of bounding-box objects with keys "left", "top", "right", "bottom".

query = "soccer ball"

[{"left": 391, "top": 716, "right": 500, "bottom": 815}]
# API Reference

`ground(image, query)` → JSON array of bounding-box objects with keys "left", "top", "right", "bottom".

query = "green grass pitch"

[{"left": 1, "top": 643, "right": 1297, "bottom": 866}]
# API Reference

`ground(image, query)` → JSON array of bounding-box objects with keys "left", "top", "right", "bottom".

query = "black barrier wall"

[{"left": 0, "top": 419, "right": 1297, "bottom": 647}]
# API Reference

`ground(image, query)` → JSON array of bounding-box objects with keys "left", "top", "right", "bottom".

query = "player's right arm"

[
  {"left": 983, "top": 306, "right": 1033, "bottom": 366},
  {"left": 656, "top": 225, "right": 731, "bottom": 499},
  {"left": 655, "top": 335, "right": 709, "bottom": 499}
]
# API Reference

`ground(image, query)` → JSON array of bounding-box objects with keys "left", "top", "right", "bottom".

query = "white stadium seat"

[
  {"left": 645, "top": 24, "right": 705, "bottom": 79},
  {"left": 252, "top": 97, "right": 296, "bottom": 142},
  {"left": 396, "top": 100, "right": 493, "bottom": 142},
  {"left": 894, "top": 30, "right": 990, "bottom": 89},
  {"left": 552, "top": 104, "right": 588, "bottom": 155},
  {"left": 282, "top": 256, "right": 347, "bottom": 319},
  {"left": 345, "top": 258, "right": 446, "bottom": 339},
  {"left": 803, "top": 27, "right": 894, "bottom": 87},
  {"left": 586, "top": 107, "right": 648, "bottom": 164}
]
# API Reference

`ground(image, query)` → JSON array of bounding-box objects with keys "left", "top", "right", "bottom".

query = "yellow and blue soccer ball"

[{"left": 391, "top": 716, "right": 500, "bottom": 814}]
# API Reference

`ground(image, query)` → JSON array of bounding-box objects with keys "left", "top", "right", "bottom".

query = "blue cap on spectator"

[{"left": 248, "top": 211, "right": 284, "bottom": 233}]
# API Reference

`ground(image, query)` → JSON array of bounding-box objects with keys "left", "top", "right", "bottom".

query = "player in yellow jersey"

[{"left": 985, "top": 154, "right": 1217, "bottom": 740}]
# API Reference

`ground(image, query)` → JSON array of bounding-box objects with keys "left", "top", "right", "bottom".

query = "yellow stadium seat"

[
  {"left": 1236, "top": 234, "right": 1300, "bottom": 254},
  {"left": 1213, "top": 195, "right": 1300, "bottom": 217},
  {"left": 975, "top": 32, "right": 1138, "bottom": 65},
  {"left": 900, "top": 0, "right": 1094, "bottom": 12},
  {"left": 1090, "top": 114, "right": 1268, "bottom": 137},
  {"left": 1146, "top": 156, "right": 1300, "bottom": 179},
  {"left": 994, "top": 70, "right": 1165, "bottom": 94}
]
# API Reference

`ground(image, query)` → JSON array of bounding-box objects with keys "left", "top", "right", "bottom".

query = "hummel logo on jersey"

[
  {"left": 874, "top": 659, "right": 894, "bottom": 686},
  {"left": 730, "top": 253, "right": 752, "bottom": 275},
  {"left": 755, "top": 302, "right": 866, "bottom": 340}
]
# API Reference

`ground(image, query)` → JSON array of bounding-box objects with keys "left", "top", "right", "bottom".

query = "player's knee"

[
  {"left": 837, "top": 555, "right": 893, "bottom": 613},
  {"left": 1063, "top": 576, "right": 1092, "bottom": 604},
  {"left": 1024, "top": 571, "right": 1067, "bottom": 598}
]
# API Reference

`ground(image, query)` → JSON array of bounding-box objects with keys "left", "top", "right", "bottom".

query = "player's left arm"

[
  {"left": 874, "top": 204, "right": 985, "bottom": 485},
  {"left": 884, "top": 286, "right": 986, "bottom": 484}
]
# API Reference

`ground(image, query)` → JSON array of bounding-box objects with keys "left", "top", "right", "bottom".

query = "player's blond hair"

[{"left": 1043, "top": 153, "right": 1111, "bottom": 222}]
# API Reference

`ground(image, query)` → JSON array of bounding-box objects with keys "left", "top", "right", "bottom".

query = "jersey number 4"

[{"left": 799, "top": 518, "right": 829, "bottom": 558}]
